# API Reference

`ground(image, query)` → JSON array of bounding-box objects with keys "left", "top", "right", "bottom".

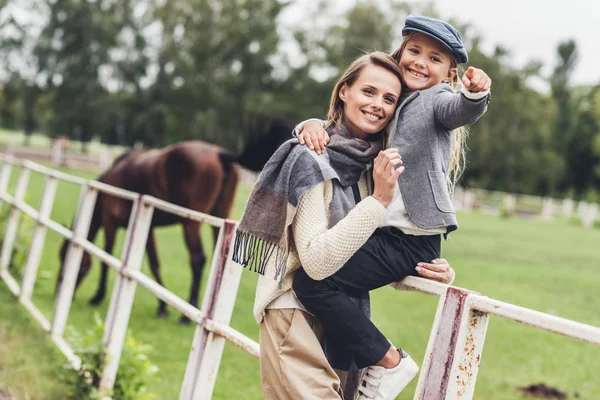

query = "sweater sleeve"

[{"left": 292, "top": 181, "right": 386, "bottom": 281}]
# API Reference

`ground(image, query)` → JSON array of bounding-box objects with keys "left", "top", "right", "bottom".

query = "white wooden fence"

[{"left": 0, "top": 154, "right": 599, "bottom": 400}]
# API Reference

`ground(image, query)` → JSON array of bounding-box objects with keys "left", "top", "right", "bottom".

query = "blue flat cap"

[{"left": 402, "top": 15, "right": 468, "bottom": 64}]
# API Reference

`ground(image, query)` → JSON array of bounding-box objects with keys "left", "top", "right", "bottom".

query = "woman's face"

[
  {"left": 339, "top": 64, "right": 401, "bottom": 140},
  {"left": 399, "top": 33, "right": 456, "bottom": 91}
]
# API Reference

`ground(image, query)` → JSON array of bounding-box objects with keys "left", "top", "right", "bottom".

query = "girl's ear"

[
  {"left": 444, "top": 68, "right": 457, "bottom": 83},
  {"left": 339, "top": 83, "right": 349, "bottom": 102}
]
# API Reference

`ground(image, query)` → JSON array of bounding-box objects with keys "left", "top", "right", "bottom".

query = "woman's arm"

[
  {"left": 293, "top": 148, "right": 402, "bottom": 280},
  {"left": 292, "top": 181, "right": 386, "bottom": 281},
  {"left": 389, "top": 258, "right": 455, "bottom": 292}
]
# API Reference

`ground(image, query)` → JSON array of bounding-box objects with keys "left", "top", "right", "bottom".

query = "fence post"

[
  {"left": 180, "top": 220, "right": 240, "bottom": 400},
  {"left": 463, "top": 189, "right": 475, "bottom": 212},
  {"left": 0, "top": 167, "right": 30, "bottom": 275},
  {"left": 415, "top": 288, "right": 489, "bottom": 400},
  {"left": 50, "top": 184, "right": 98, "bottom": 339},
  {"left": 582, "top": 203, "right": 598, "bottom": 229},
  {"left": 98, "top": 197, "right": 154, "bottom": 393},
  {"left": 20, "top": 175, "right": 59, "bottom": 301},
  {"left": 101, "top": 197, "right": 140, "bottom": 344},
  {"left": 502, "top": 194, "right": 516, "bottom": 215},
  {"left": 562, "top": 198, "right": 574, "bottom": 218},
  {"left": 540, "top": 197, "right": 554, "bottom": 221},
  {"left": 0, "top": 160, "right": 12, "bottom": 212},
  {"left": 453, "top": 187, "right": 464, "bottom": 211},
  {"left": 414, "top": 290, "right": 448, "bottom": 398}
]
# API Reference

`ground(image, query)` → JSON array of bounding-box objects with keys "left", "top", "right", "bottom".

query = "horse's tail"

[
  {"left": 209, "top": 152, "right": 239, "bottom": 242},
  {"left": 217, "top": 151, "right": 239, "bottom": 170}
]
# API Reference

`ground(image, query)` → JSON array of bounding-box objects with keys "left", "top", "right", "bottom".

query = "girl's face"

[
  {"left": 399, "top": 33, "right": 457, "bottom": 91},
  {"left": 339, "top": 64, "right": 401, "bottom": 140}
]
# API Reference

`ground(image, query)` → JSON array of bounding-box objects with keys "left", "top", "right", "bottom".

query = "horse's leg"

[
  {"left": 89, "top": 223, "right": 116, "bottom": 305},
  {"left": 181, "top": 219, "right": 206, "bottom": 324},
  {"left": 146, "top": 229, "right": 168, "bottom": 317}
]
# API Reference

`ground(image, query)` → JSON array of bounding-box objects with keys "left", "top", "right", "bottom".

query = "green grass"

[{"left": 1, "top": 166, "right": 600, "bottom": 399}]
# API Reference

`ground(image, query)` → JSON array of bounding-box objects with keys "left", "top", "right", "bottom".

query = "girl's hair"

[
  {"left": 391, "top": 31, "right": 469, "bottom": 194},
  {"left": 326, "top": 51, "right": 403, "bottom": 143}
]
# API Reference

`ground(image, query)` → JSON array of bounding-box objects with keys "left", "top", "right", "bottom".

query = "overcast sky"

[{"left": 281, "top": 0, "right": 600, "bottom": 87}]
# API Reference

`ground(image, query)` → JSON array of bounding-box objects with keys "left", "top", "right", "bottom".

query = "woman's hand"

[
  {"left": 298, "top": 121, "right": 330, "bottom": 154},
  {"left": 372, "top": 148, "right": 404, "bottom": 207},
  {"left": 415, "top": 258, "right": 454, "bottom": 284}
]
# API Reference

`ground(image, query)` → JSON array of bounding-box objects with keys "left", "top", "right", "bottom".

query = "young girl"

[{"left": 292, "top": 15, "right": 492, "bottom": 400}]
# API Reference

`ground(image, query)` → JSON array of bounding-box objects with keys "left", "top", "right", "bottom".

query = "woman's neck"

[{"left": 340, "top": 119, "right": 368, "bottom": 141}]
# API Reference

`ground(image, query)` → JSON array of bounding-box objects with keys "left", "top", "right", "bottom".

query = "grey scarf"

[
  {"left": 232, "top": 124, "right": 382, "bottom": 287},
  {"left": 233, "top": 125, "right": 381, "bottom": 399}
]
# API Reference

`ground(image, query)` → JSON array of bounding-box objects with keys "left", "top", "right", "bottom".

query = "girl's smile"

[{"left": 399, "top": 33, "right": 456, "bottom": 91}]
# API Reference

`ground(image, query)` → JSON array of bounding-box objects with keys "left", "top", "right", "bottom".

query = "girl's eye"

[
  {"left": 431, "top": 56, "right": 441, "bottom": 63},
  {"left": 408, "top": 48, "right": 418, "bottom": 54}
]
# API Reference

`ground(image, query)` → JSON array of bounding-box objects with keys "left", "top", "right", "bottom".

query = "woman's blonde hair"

[
  {"left": 326, "top": 51, "right": 403, "bottom": 143},
  {"left": 391, "top": 32, "right": 469, "bottom": 194}
]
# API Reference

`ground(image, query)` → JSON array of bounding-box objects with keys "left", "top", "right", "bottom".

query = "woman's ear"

[
  {"left": 339, "top": 83, "right": 349, "bottom": 102},
  {"left": 444, "top": 68, "right": 457, "bottom": 83}
]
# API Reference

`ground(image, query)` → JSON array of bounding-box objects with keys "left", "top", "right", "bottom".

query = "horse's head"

[
  {"left": 56, "top": 237, "right": 92, "bottom": 295},
  {"left": 236, "top": 117, "right": 297, "bottom": 171}
]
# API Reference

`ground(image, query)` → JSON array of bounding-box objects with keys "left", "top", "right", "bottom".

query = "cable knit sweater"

[{"left": 253, "top": 175, "right": 388, "bottom": 323}]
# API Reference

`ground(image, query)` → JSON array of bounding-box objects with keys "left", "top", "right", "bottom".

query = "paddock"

[{"left": 1, "top": 154, "right": 599, "bottom": 399}]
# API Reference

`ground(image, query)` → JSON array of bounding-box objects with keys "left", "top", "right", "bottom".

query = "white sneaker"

[{"left": 357, "top": 350, "right": 419, "bottom": 400}]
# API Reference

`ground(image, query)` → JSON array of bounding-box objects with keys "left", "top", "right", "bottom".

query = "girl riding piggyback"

[{"left": 292, "top": 15, "right": 492, "bottom": 400}]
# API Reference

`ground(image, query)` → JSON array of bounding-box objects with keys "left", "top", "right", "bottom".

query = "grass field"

[{"left": 1, "top": 164, "right": 599, "bottom": 399}]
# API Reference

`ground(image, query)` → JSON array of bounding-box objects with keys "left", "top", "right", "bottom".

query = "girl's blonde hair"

[
  {"left": 391, "top": 32, "right": 469, "bottom": 194},
  {"left": 326, "top": 51, "right": 403, "bottom": 144}
]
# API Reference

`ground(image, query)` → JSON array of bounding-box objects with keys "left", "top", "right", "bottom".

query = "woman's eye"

[
  {"left": 363, "top": 89, "right": 374, "bottom": 95},
  {"left": 384, "top": 97, "right": 395, "bottom": 104}
]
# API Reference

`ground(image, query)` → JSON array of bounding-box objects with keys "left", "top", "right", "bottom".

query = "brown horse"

[{"left": 57, "top": 118, "right": 295, "bottom": 322}]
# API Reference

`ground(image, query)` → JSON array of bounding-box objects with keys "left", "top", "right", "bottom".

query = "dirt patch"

[{"left": 519, "top": 383, "right": 567, "bottom": 399}]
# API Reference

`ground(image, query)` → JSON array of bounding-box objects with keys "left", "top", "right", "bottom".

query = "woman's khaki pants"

[{"left": 260, "top": 308, "right": 344, "bottom": 400}]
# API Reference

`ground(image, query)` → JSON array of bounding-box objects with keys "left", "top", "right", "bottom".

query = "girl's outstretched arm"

[{"left": 433, "top": 67, "right": 492, "bottom": 130}]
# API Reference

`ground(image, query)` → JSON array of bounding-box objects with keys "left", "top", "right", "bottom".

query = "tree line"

[{"left": 0, "top": 0, "right": 599, "bottom": 200}]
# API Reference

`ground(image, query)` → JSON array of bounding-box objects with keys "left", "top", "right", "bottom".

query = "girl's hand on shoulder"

[
  {"left": 298, "top": 121, "right": 330, "bottom": 155},
  {"left": 461, "top": 66, "right": 492, "bottom": 93},
  {"left": 372, "top": 148, "right": 404, "bottom": 207},
  {"left": 415, "top": 258, "right": 454, "bottom": 284}
]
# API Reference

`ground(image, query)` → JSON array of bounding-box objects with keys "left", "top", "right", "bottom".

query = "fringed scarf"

[
  {"left": 233, "top": 124, "right": 382, "bottom": 400},
  {"left": 232, "top": 124, "right": 382, "bottom": 287}
]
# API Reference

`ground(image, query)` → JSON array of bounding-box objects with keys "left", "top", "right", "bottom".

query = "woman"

[{"left": 232, "top": 51, "right": 452, "bottom": 400}]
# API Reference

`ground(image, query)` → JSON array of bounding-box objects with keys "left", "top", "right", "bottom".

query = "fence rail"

[{"left": 1, "top": 154, "right": 599, "bottom": 399}]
